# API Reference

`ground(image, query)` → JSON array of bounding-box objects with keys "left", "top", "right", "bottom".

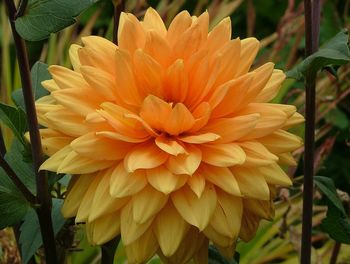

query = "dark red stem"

[
  {"left": 301, "top": 1, "right": 321, "bottom": 263},
  {"left": 4, "top": 0, "right": 58, "bottom": 262}
]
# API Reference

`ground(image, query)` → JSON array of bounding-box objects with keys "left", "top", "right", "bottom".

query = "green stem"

[
  {"left": 3, "top": 0, "right": 58, "bottom": 263},
  {"left": 301, "top": 1, "right": 321, "bottom": 263}
]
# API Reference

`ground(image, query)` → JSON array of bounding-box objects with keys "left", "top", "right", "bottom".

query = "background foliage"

[{"left": 1, "top": 0, "right": 350, "bottom": 263}]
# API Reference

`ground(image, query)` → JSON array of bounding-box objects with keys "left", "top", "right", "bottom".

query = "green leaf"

[
  {"left": 19, "top": 198, "right": 66, "bottom": 264},
  {"left": 321, "top": 204, "right": 350, "bottom": 244},
  {"left": 0, "top": 103, "right": 27, "bottom": 145},
  {"left": 286, "top": 30, "right": 350, "bottom": 80},
  {"left": 15, "top": 0, "right": 99, "bottom": 41},
  {"left": 12, "top": 62, "right": 51, "bottom": 110},
  {"left": 0, "top": 191, "right": 29, "bottom": 229},
  {"left": 325, "top": 107, "right": 350, "bottom": 130},
  {"left": 208, "top": 245, "right": 239, "bottom": 264},
  {"left": 315, "top": 176, "right": 350, "bottom": 244},
  {"left": 0, "top": 139, "right": 36, "bottom": 229},
  {"left": 314, "top": 176, "right": 345, "bottom": 214}
]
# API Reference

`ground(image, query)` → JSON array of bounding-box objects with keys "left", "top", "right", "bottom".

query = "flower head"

[{"left": 37, "top": 7, "right": 303, "bottom": 263}]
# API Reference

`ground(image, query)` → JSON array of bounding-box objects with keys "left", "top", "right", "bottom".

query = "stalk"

[
  {"left": 3, "top": 0, "right": 58, "bottom": 262},
  {"left": 301, "top": 1, "right": 321, "bottom": 263},
  {"left": 112, "top": 0, "right": 125, "bottom": 44}
]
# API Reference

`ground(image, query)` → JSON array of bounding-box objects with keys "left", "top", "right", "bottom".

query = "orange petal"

[
  {"left": 180, "top": 133, "right": 220, "bottom": 144},
  {"left": 140, "top": 95, "right": 172, "bottom": 132},
  {"left": 235, "top": 38, "right": 260, "bottom": 77},
  {"left": 188, "top": 102, "right": 211, "bottom": 132},
  {"left": 134, "top": 49, "right": 163, "bottom": 97},
  {"left": 142, "top": 8, "right": 167, "bottom": 37},
  {"left": 254, "top": 70, "right": 286, "bottom": 103},
  {"left": 167, "top": 11, "right": 192, "bottom": 47},
  {"left": 144, "top": 30, "right": 172, "bottom": 67},
  {"left": 206, "top": 17, "right": 231, "bottom": 55},
  {"left": 164, "top": 103, "right": 195, "bottom": 136},
  {"left": 202, "top": 114, "right": 259, "bottom": 143},
  {"left": 155, "top": 135, "right": 187, "bottom": 156},
  {"left": 163, "top": 59, "right": 188, "bottom": 102},
  {"left": 187, "top": 172, "right": 206, "bottom": 198},
  {"left": 118, "top": 12, "right": 146, "bottom": 53}
]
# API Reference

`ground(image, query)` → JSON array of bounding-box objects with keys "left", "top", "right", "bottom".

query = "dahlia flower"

[{"left": 35, "top": 7, "right": 303, "bottom": 263}]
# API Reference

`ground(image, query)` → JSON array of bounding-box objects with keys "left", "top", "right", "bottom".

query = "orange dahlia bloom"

[{"left": 36, "top": 8, "right": 303, "bottom": 263}]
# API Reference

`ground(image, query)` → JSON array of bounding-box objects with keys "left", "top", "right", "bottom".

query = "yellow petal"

[
  {"left": 171, "top": 184, "right": 216, "bottom": 230},
  {"left": 124, "top": 141, "right": 168, "bottom": 172},
  {"left": 258, "top": 129, "right": 303, "bottom": 153},
  {"left": 187, "top": 172, "right": 206, "bottom": 198},
  {"left": 153, "top": 202, "right": 189, "bottom": 256},
  {"left": 75, "top": 174, "right": 100, "bottom": 222},
  {"left": 283, "top": 112, "right": 305, "bottom": 129},
  {"left": 147, "top": 166, "right": 187, "bottom": 194},
  {"left": 125, "top": 228, "right": 158, "bottom": 264},
  {"left": 166, "top": 144, "right": 201, "bottom": 175},
  {"left": 86, "top": 211, "right": 121, "bottom": 245},
  {"left": 231, "top": 166, "right": 270, "bottom": 200},
  {"left": 78, "top": 47, "right": 115, "bottom": 76},
  {"left": 203, "top": 224, "right": 232, "bottom": 247},
  {"left": 39, "top": 145, "right": 71, "bottom": 172},
  {"left": 80, "top": 65, "right": 118, "bottom": 100},
  {"left": 199, "top": 164, "right": 241, "bottom": 196},
  {"left": 239, "top": 141, "right": 278, "bottom": 166},
  {"left": 45, "top": 109, "right": 90, "bottom": 137},
  {"left": 57, "top": 150, "right": 114, "bottom": 174},
  {"left": 51, "top": 87, "right": 104, "bottom": 116},
  {"left": 69, "top": 44, "right": 82, "bottom": 72},
  {"left": 120, "top": 202, "right": 154, "bottom": 245},
  {"left": 48, "top": 65, "right": 87, "bottom": 89},
  {"left": 209, "top": 190, "right": 242, "bottom": 238},
  {"left": 110, "top": 162, "right": 147, "bottom": 198},
  {"left": 132, "top": 185, "right": 168, "bottom": 224},
  {"left": 89, "top": 169, "right": 129, "bottom": 222},
  {"left": 142, "top": 7, "right": 167, "bottom": 37},
  {"left": 256, "top": 162, "right": 292, "bottom": 186},
  {"left": 244, "top": 198, "right": 274, "bottom": 220},
  {"left": 61, "top": 175, "right": 95, "bottom": 218},
  {"left": 70, "top": 132, "right": 131, "bottom": 160},
  {"left": 277, "top": 152, "right": 297, "bottom": 166},
  {"left": 41, "top": 79, "right": 59, "bottom": 92},
  {"left": 201, "top": 143, "right": 246, "bottom": 167}
]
